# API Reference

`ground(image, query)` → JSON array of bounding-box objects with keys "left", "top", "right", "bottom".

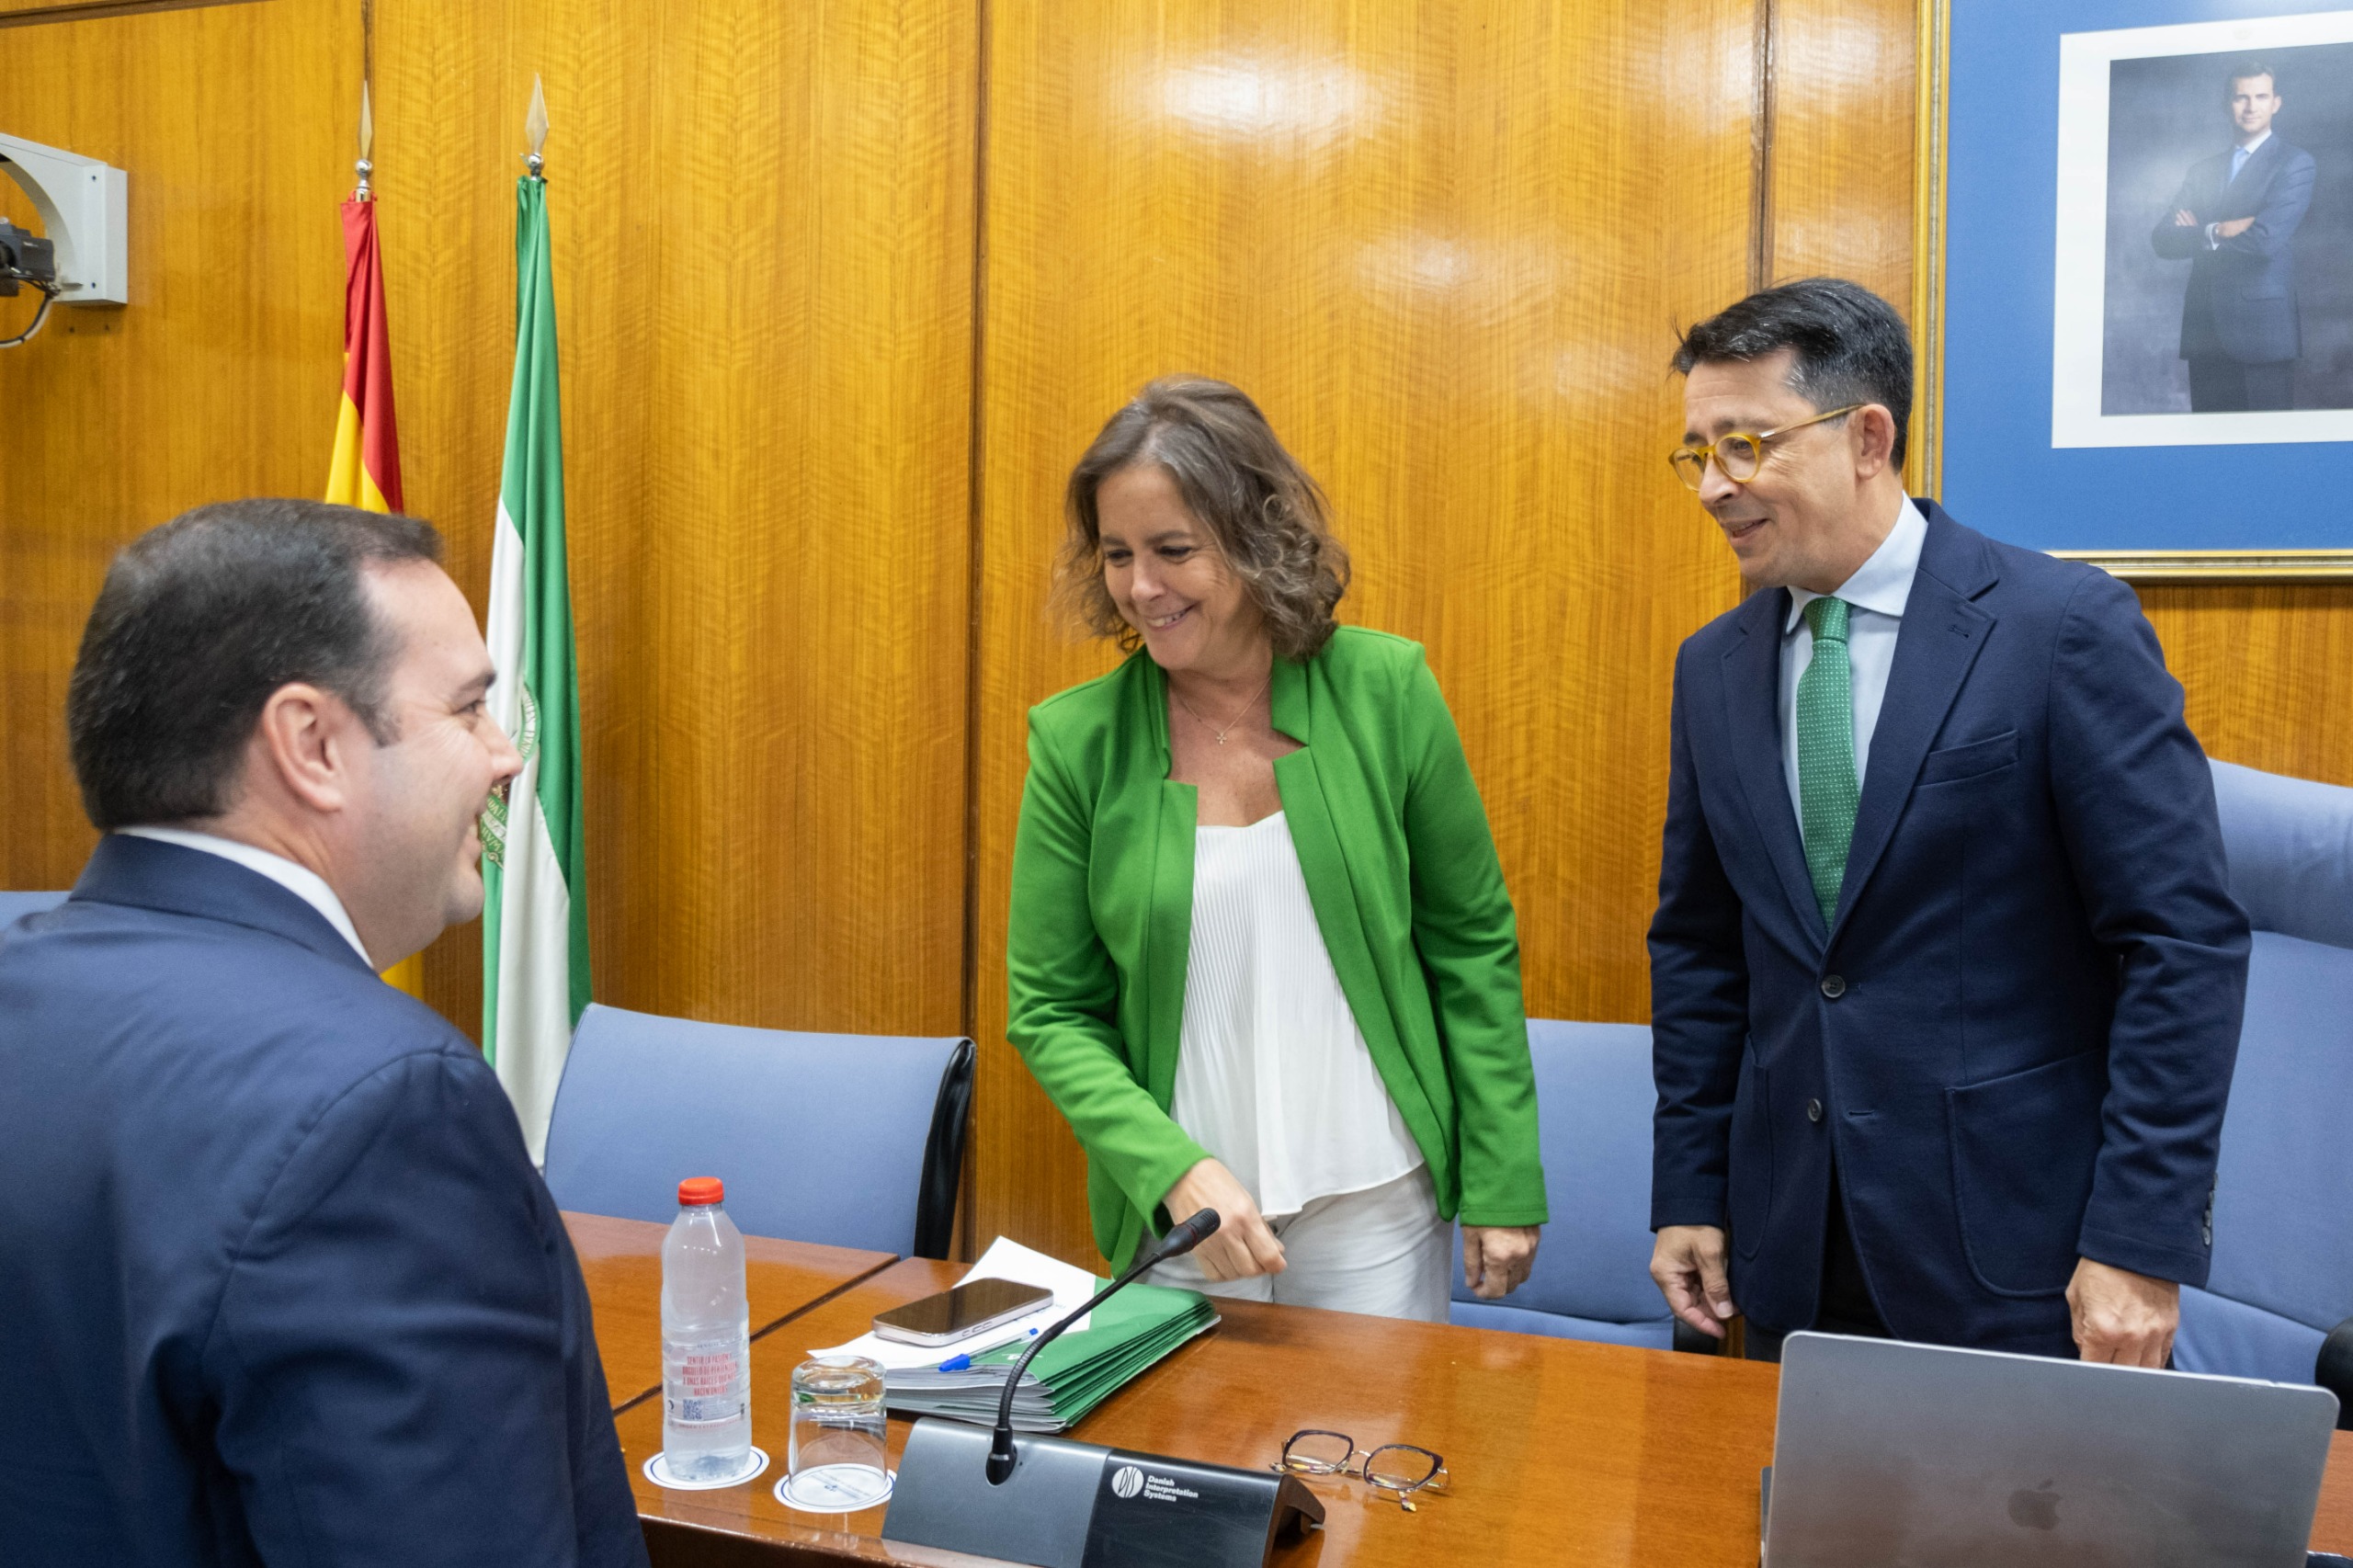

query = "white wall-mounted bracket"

[{"left": 0, "top": 131, "right": 128, "bottom": 305}]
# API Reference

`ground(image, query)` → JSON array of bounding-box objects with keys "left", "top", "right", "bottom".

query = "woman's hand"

[
  {"left": 1163, "top": 1158, "right": 1287, "bottom": 1282},
  {"left": 1461, "top": 1224, "right": 1540, "bottom": 1299}
]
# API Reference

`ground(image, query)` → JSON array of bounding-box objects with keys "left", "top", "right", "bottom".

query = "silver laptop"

[{"left": 1762, "top": 1331, "right": 2340, "bottom": 1567}]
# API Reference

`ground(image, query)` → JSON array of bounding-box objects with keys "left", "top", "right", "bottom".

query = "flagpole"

[
  {"left": 355, "top": 81, "right": 374, "bottom": 200},
  {"left": 524, "top": 73, "right": 548, "bottom": 182}
]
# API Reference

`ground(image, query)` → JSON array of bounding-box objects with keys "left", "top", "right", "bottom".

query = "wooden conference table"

[
  {"left": 563, "top": 1211, "right": 898, "bottom": 1412},
  {"left": 583, "top": 1239, "right": 2353, "bottom": 1567}
]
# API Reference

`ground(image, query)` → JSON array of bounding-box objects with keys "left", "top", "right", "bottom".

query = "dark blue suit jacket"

[
  {"left": 0, "top": 835, "right": 647, "bottom": 1567},
  {"left": 2150, "top": 135, "right": 2315, "bottom": 366},
  {"left": 1648, "top": 505, "right": 2249, "bottom": 1354}
]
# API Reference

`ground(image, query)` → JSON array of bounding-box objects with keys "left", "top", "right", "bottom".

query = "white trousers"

[{"left": 1147, "top": 1165, "right": 1453, "bottom": 1323}]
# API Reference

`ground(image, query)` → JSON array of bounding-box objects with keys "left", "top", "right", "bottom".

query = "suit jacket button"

[
  {"left": 1820, "top": 974, "right": 1847, "bottom": 999},
  {"left": 1807, "top": 1098, "right": 1824, "bottom": 1123}
]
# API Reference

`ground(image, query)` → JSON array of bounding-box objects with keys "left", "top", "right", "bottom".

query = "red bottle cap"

[{"left": 676, "top": 1176, "right": 724, "bottom": 1207}]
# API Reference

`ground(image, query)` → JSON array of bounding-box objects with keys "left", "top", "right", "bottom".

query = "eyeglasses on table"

[{"left": 1272, "top": 1428, "right": 1449, "bottom": 1511}]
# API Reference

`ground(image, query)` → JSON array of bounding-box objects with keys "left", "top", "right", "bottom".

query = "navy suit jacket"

[
  {"left": 2149, "top": 135, "right": 2316, "bottom": 366},
  {"left": 0, "top": 835, "right": 647, "bottom": 1568},
  {"left": 1648, "top": 504, "right": 2249, "bottom": 1354}
]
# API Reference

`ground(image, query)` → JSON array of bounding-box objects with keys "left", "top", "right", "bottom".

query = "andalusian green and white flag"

[{"left": 480, "top": 169, "right": 588, "bottom": 1165}]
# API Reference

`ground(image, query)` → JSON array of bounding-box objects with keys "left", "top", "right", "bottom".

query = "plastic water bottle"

[{"left": 661, "top": 1176, "right": 752, "bottom": 1481}]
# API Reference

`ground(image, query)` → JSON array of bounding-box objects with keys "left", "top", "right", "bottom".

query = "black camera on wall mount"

[{"left": 0, "top": 215, "right": 58, "bottom": 297}]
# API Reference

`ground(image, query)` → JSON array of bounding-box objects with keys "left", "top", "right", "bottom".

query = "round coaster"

[
  {"left": 776, "top": 1463, "right": 894, "bottom": 1513},
  {"left": 642, "top": 1446, "right": 770, "bottom": 1491}
]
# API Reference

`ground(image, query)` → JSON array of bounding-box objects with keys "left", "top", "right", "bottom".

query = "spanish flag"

[
  {"left": 325, "top": 198, "right": 403, "bottom": 516},
  {"left": 324, "top": 185, "right": 420, "bottom": 995}
]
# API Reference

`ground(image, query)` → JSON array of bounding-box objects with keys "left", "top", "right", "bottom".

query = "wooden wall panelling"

[
  {"left": 0, "top": 0, "right": 356, "bottom": 890},
  {"left": 971, "top": 0, "right": 1762, "bottom": 1267},
  {"left": 371, "top": 0, "right": 978, "bottom": 1038},
  {"left": 1765, "top": 0, "right": 1928, "bottom": 485},
  {"left": 1762, "top": 0, "right": 1915, "bottom": 306},
  {"left": 2138, "top": 585, "right": 2353, "bottom": 788},
  {"left": 0, "top": 1, "right": 264, "bottom": 24}
]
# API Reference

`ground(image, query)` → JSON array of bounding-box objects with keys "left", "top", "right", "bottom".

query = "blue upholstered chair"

[
  {"left": 1448, "top": 1019, "right": 1677, "bottom": 1348},
  {"left": 2173, "top": 760, "right": 2353, "bottom": 1415},
  {"left": 540, "top": 1003, "right": 974, "bottom": 1258},
  {"left": 0, "top": 891, "right": 70, "bottom": 926}
]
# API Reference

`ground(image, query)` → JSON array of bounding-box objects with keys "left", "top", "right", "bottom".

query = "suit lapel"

[
  {"left": 2201, "top": 151, "right": 2232, "bottom": 210},
  {"left": 1721, "top": 587, "right": 1824, "bottom": 946},
  {"left": 1827, "top": 505, "right": 1997, "bottom": 942}
]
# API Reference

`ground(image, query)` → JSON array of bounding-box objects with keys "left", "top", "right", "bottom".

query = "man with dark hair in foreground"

[
  {"left": 0, "top": 500, "right": 648, "bottom": 1567},
  {"left": 1647, "top": 279, "right": 2249, "bottom": 1364}
]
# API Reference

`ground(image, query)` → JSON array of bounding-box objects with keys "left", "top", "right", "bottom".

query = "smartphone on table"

[{"left": 870, "top": 1278, "right": 1054, "bottom": 1347}]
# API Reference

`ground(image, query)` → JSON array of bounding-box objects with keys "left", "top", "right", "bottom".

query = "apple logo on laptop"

[{"left": 2007, "top": 1479, "right": 2063, "bottom": 1531}]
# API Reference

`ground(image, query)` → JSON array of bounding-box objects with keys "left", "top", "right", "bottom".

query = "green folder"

[{"left": 883, "top": 1280, "right": 1218, "bottom": 1433}]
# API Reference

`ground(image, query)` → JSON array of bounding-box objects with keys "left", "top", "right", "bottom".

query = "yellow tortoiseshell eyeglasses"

[{"left": 1668, "top": 403, "right": 1862, "bottom": 490}]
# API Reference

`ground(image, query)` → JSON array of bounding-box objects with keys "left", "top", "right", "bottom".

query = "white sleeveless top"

[{"left": 1168, "top": 812, "right": 1424, "bottom": 1220}]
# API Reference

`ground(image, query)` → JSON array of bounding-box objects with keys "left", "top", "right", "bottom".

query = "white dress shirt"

[
  {"left": 1779, "top": 496, "right": 1927, "bottom": 814},
  {"left": 116, "top": 826, "right": 373, "bottom": 965},
  {"left": 1169, "top": 812, "right": 1423, "bottom": 1220},
  {"left": 2231, "top": 129, "right": 2271, "bottom": 182}
]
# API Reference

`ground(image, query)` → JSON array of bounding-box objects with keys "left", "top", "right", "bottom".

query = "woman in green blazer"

[{"left": 1007, "top": 377, "right": 1547, "bottom": 1321}]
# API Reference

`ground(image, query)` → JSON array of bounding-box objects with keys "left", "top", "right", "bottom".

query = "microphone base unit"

[{"left": 881, "top": 1416, "right": 1324, "bottom": 1568}]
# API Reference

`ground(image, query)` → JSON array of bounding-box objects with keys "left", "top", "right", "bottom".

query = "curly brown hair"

[{"left": 1054, "top": 377, "right": 1350, "bottom": 663}]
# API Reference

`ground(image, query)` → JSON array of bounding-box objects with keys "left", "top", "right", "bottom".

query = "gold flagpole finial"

[
  {"left": 355, "top": 81, "right": 375, "bottom": 199},
  {"left": 523, "top": 74, "right": 549, "bottom": 180}
]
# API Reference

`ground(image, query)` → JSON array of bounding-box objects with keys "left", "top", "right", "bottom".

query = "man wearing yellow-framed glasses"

[{"left": 1645, "top": 278, "right": 2248, "bottom": 1372}]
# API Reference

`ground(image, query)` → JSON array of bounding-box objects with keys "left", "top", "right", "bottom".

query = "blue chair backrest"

[
  {"left": 1449, "top": 1019, "right": 1673, "bottom": 1348},
  {"left": 541, "top": 1003, "right": 970, "bottom": 1257},
  {"left": 0, "top": 891, "right": 70, "bottom": 928},
  {"left": 2174, "top": 762, "right": 2353, "bottom": 1384}
]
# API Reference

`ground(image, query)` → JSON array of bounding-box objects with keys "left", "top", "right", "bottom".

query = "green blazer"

[{"left": 1006, "top": 626, "right": 1548, "bottom": 1268}]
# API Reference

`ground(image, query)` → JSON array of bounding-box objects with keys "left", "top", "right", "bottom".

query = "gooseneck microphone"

[
  {"left": 984, "top": 1208, "right": 1222, "bottom": 1485},
  {"left": 888, "top": 1204, "right": 1321, "bottom": 1565}
]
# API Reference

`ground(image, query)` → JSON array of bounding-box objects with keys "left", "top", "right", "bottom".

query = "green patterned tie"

[{"left": 1796, "top": 597, "right": 1859, "bottom": 926}]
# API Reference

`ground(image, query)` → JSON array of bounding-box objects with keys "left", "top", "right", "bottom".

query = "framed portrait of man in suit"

[
  {"left": 1928, "top": 2, "right": 2353, "bottom": 578},
  {"left": 2055, "top": 18, "right": 2353, "bottom": 440}
]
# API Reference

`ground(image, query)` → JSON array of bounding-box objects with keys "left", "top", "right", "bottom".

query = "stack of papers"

[
  {"left": 888, "top": 1281, "right": 1219, "bottom": 1431},
  {"left": 812, "top": 1237, "right": 1218, "bottom": 1433}
]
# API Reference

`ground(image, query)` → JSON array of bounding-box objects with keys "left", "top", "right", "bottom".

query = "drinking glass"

[{"left": 779, "top": 1355, "right": 891, "bottom": 1511}]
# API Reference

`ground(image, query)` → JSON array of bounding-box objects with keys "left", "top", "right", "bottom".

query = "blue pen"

[{"left": 938, "top": 1325, "right": 1042, "bottom": 1372}]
